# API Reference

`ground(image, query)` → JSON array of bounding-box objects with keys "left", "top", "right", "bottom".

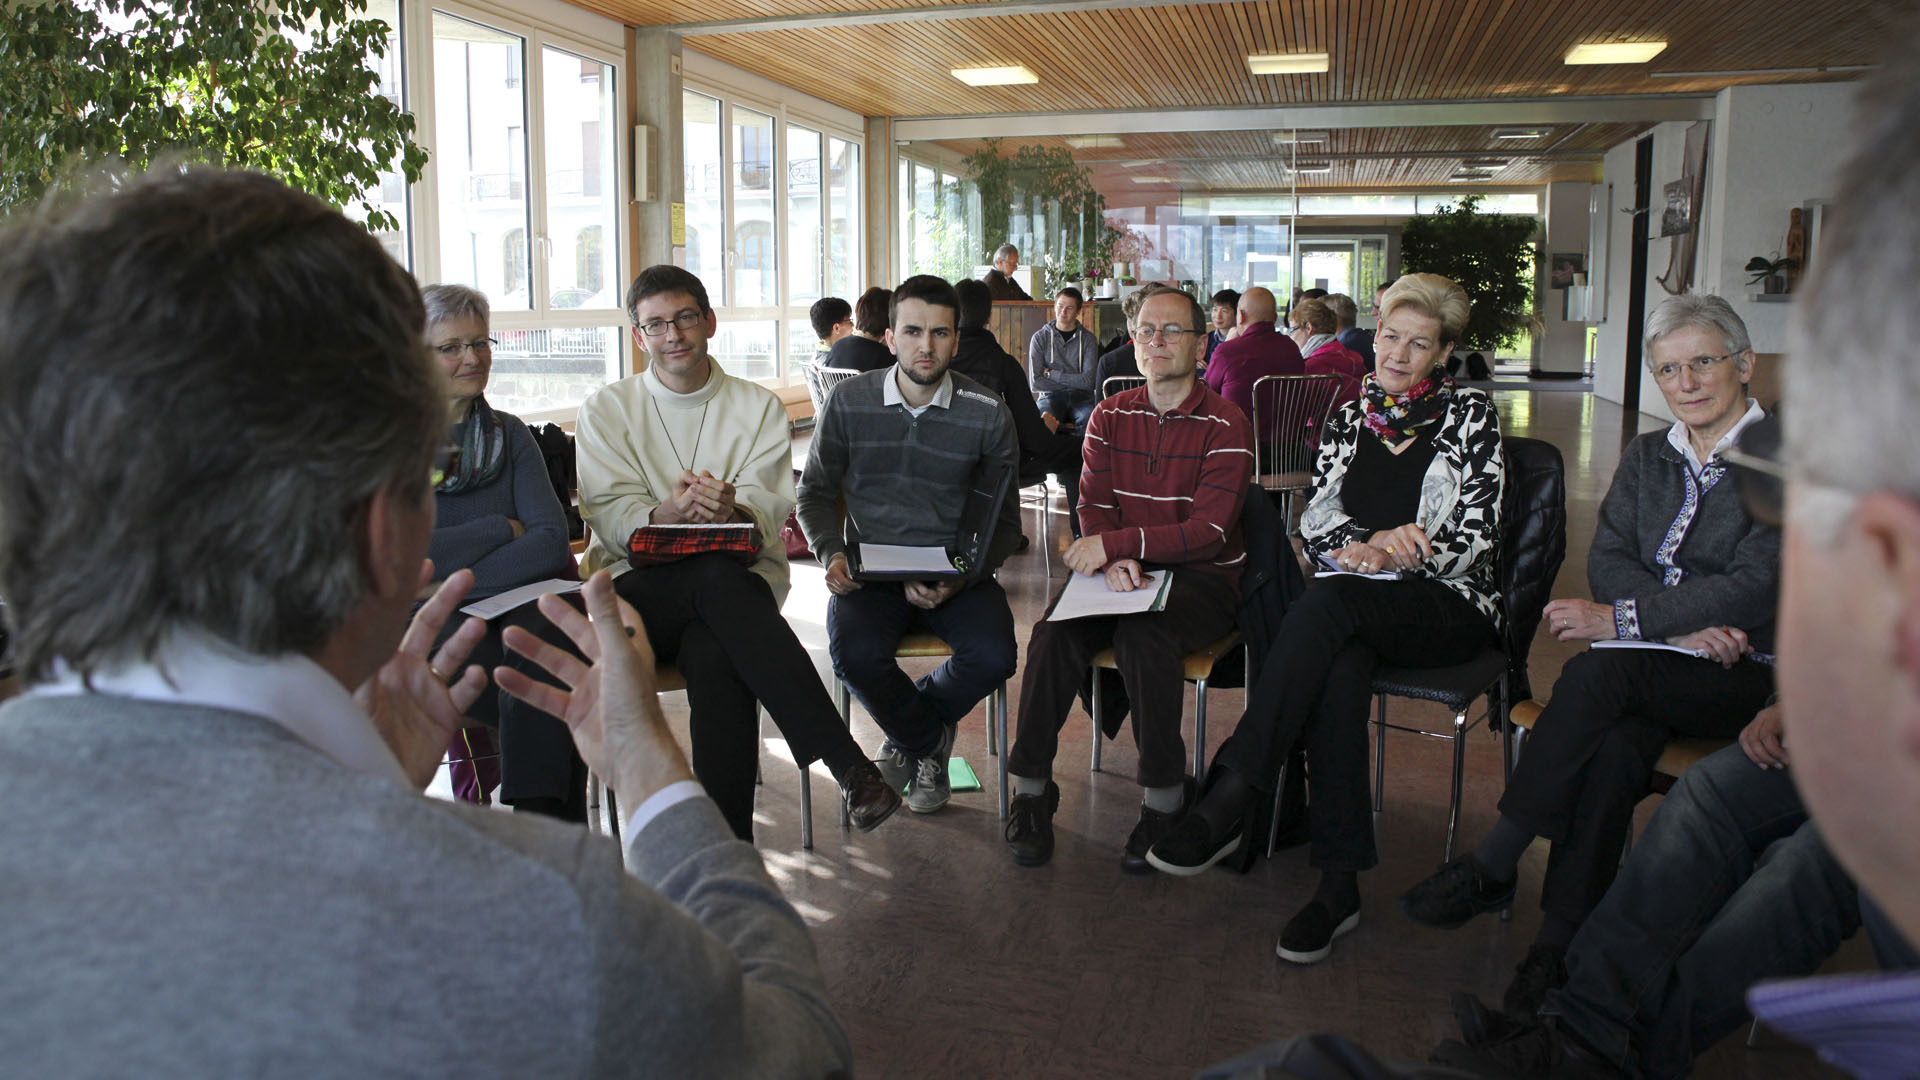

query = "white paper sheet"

[
  {"left": 859, "top": 544, "right": 958, "bottom": 574},
  {"left": 1045, "top": 570, "right": 1174, "bottom": 622},
  {"left": 1314, "top": 554, "right": 1401, "bottom": 581},
  {"left": 1590, "top": 639, "right": 1711, "bottom": 659},
  {"left": 459, "top": 578, "right": 584, "bottom": 621}
]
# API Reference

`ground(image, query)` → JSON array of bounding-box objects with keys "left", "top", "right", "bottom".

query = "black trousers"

[
  {"left": 614, "top": 553, "right": 860, "bottom": 840},
  {"left": 1499, "top": 649, "right": 1774, "bottom": 924},
  {"left": 435, "top": 595, "right": 589, "bottom": 821},
  {"left": 1007, "top": 569, "right": 1239, "bottom": 788},
  {"left": 1212, "top": 575, "right": 1496, "bottom": 872}
]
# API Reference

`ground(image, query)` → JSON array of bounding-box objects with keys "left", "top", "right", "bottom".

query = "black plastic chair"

[{"left": 1365, "top": 436, "right": 1568, "bottom": 860}]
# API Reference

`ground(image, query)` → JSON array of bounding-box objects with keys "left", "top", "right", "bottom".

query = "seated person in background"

[
  {"left": 422, "top": 283, "right": 581, "bottom": 820},
  {"left": 1028, "top": 286, "right": 1102, "bottom": 429},
  {"left": 951, "top": 279, "right": 1085, "bottom": 539},
  {"left": 809, "top": 295, "right": 852, "bottom": 355},
  {"left": 0, "top": 166, "right": 851, "bottom": 1076},
  {"left": 822, "top": 285, "right": 895, "bottom": 373},
  {"left": 1436, "top": 698, "right": 1863, "bottom": 1079},
  {"left": 1094, "top": 288, "right": 1149, "bottom": 398},
  {"left": 1204, "top": 285, "right": 1304, "bottom": 422},
  {"left": 1402, "top": 294, "right": 1778, "bottom": 1017},
  {"left": 983, "top": 242, "right": 1032, "bottom": 301},
  {"left": 1330, "top": 292, "right": 1373, "bottom": 361},
  {"left": 1206, "top": 287, "right": 1241, "bottom": 365},
  {"left": 799, "top": 275, "right": 1021, "bottom": 816},
  {"left": 577, "top": 264, "right": 900, "bottom": 840},
  {"left": 1291, "top": 296, "right": 1370, "bottom": 411},
  {"left": 1149, "top": 274, "right": 1506, "bottom": 969},
  {"left": 1004, "top": 284, "right": 1253, "bottom": 871}
]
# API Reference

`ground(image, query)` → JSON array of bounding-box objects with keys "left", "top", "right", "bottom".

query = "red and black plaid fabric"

[{"left": 627, "top": 524, "right": 763, "bottom": 568}]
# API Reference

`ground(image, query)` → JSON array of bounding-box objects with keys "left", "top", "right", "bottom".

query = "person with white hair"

[
  {"left": 1403, "top": 292, "right": 1779, "bottom": 1018},
  {"left": 983, "top": 242, "right": 1032, "bottom": 301}
]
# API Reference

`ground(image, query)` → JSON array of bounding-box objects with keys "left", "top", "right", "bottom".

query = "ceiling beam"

[
  {"left": 663, "top": 0, "right": 1230, "bottom": 35},
  {"left": 891, "top": 94, "right": 1715, "bottom": 140}
]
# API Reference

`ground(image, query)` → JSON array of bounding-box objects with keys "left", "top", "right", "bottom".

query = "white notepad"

[
  {"left": 459, "top": 578, "right": 584, "bottom": 621},
  {"left": 857, "top": 543, "right": 958, "bottom": 575},
  {"left": 1045, "top": 569, "right": 1174, "bottom": 621},
  {"left": 1314, "top": 553, "right": 1401, "bottom": 581},
  {"left": 1590, "top": 639, "right": 1712, "bottom": 659}
]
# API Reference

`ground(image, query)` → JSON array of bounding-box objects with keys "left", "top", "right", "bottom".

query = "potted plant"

[
  {"left": 1744, "top": 255, "right": 1800, "bottom": 295},
  {"left": 1400, "top": 195, "right": 1542, "bottom": 355}
]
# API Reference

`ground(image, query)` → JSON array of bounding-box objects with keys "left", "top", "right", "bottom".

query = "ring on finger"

[{"left": 430, "top": 665, "right": 447, "bottom": 682}]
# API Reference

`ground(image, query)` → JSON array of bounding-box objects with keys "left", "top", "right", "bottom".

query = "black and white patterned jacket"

[{"left": 1299, "top": 387, "right": 1506, "bottom": 626}]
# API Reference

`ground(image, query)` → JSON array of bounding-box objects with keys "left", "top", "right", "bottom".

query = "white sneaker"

[{"left": 905, "top": 724, "right": 956, "bottom": 814}]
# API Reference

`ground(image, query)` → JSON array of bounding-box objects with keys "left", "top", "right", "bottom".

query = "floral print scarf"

[{"left": 1360, "top": 371, "right": 1455, "bottom": 446}]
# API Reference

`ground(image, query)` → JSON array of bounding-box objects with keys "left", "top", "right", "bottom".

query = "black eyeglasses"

[
  {"left": 1720, "top": 413, "right": 1783, "bottom": 527},
  {"left": 636, "top": 311, "right": 704, "bottom": 338}
]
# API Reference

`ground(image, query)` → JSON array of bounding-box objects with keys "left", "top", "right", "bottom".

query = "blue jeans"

[
  {"left": 827, "top": 579, "right": 1017, "bottom": 756},
  {"left": 1039, "top": 390, "right": 1095, "bottom": 431},
  {"left": 1542, "top": 744, "right": 1860, "bottom": 1080}
]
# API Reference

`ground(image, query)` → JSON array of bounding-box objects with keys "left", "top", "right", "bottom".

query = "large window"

[
  {"left": 407, "top": 4, "right": 625, "bottom": 418},
  {"left": 682, "top": 86, "right": 863, "bottom": 385}
]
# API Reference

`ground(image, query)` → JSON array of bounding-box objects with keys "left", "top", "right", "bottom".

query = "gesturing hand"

[
  {"left": 498, "top": 571, "right": 694, "bottom": 805},
  {"left": 358, "top": 563, "right": 489, "bottom": 790}
]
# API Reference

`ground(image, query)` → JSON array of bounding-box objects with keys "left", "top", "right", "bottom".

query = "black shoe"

[
  {"left": 840, "top": 759, "right": 902, "bottom": 833},
  {"left": 1005, "top": 780, "right": 1060, "bottom": 867},
  {"left": 1275, "top": 898, "right": 1360, "bottom": 965},
  {"left": 1144, "top": 809, "right": 1243, "bottom": 876},
  {"left": 1430, "top": 1018, "right": 1627, "bottom": 1079},
  {"left": 1015, "top": 533, "right": 1032, "bottom": 552},
  {"left": 1400, "top": 855, "right": 1517, "bottom": 930},
  {"left": 1503, "top": 943, "right": 1570, "bottom": 1018},
  {"left": 1121, "top": 779, "right": 1194, "bottom": 874},
  {"left": 1452, "top": 992, "right": 1528, "bottom": 1049}
]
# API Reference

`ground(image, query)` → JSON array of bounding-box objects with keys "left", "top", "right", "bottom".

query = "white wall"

[
  {"left": 1593, "top": 84, "right": 1858, "bottom": 421},
  {"left": 1702, "top": 82, "right": 1859, "bottom": 351},
  {"left": 1538, "top": 180, "right": 1592, "bottom": 376}
]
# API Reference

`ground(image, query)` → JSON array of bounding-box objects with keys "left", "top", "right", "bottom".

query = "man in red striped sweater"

[{"left": 1004, "top": 285, "right": 1254, "bottom": 871}]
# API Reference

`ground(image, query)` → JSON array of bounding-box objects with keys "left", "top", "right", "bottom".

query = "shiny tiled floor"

[{"left": 651, "top": 390, "right": 1847, "bottom": 1079}]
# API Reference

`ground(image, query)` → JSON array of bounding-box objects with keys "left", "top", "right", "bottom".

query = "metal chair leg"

[
  {"left": 1090, "top": 668, "right": 1104, "bottom": 772},
  {"left": 800, "top": 762, "right": 814, "bottom": 850},
  {"left": 1192, "top": 677, "right": 1209, "bottom": 779},
  {"left": 1445, "top": 707, "right": 1468, "bottom": 861},
  {"left": 834, "top": 677, "right": 852, "bottom": 831},
  {"left": 587, "top": 769, "right": 604, "bottom": 835},
  {"left": 1372, "top": 693, "right": 1388, "bottom": 815},
  {"left": 1267, "top": 757, "right": 1288, "bottom": 858},
  {"left": 996, "top": 684, "right": 1010, "bottom": 821}
]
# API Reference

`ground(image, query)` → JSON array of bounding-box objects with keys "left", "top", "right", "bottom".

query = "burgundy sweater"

[{"left": 1078, "top": 380, "right": 1254, "bottom": 585}]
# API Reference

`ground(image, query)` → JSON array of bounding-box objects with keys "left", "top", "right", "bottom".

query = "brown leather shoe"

[{"left": 841, "top": 759, "right": 903, "bottom": 832}]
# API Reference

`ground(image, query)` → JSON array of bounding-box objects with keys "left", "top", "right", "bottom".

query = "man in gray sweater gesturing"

[{"left": 0, "top": 167, "right": 851, "bottom": 1079}]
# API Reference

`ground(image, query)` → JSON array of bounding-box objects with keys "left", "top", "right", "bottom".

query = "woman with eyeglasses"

[
  {"left": 1147, "top": 274, "right": 1505, "bottom": 966},
  {"left": 1401, "top": 293, "right": 1778, "bottom": 1018},
  {"left": 423, "top": 284, "right": 579, "bottom": 817}
]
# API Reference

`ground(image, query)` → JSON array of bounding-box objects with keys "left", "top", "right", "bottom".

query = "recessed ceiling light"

[
  {"left": 951, "top": 65, "right": 1038, "bottom": 86},
  {"left": 1271, "top": 130, "right": 1330, "bottom": 144},
  {"left": 1492, "top": 127, "right": 1550, "bottom": 140},
  {"left": 1247, "top": 52, "right": 1330, "bottom": 75},
  {"left": 1065, "top": 134, "right": 1125, "bottom": 149},
  {"left": 1564, "top": 41, "right": 1668, "bottom": 65},
  {"left": 1449, "top": 170, "right": 1496, "bottom": 182},
  {"left": 1284, "top": 161, "right": 1333, "bottom": 175},
  {"left": 1129, "top": 175, "right": 1173, "bottom": 184},
  {"left": 1462, "top": 157, "right": 1511, "bottom": 169}
]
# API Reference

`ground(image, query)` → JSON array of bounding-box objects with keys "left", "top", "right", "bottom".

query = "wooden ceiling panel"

[{"left": 569, "top": 0, "right": 1890, "bottom": 119}]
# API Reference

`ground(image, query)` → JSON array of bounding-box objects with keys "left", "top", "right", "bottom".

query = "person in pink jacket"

[{"left": 1290, "top": 296, "right": 1369, "bottom": 411}]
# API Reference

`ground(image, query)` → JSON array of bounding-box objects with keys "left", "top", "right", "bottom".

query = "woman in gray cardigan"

[
  {"left": 423, "top": 284, "right": 580, "bottom": 818},
  {"left": 1401, "top": 295, "right": 1779, "bottom": 1018}
]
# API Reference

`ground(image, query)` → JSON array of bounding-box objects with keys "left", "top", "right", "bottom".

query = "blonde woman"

[{"left": 1147, "top": 274, "right": 1505, "bottom": 966}]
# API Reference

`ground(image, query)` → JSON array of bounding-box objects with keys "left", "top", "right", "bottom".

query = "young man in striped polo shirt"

[
  {"left": 797, "top": 275, "right": 1022, "bottom": 816},
  {"left": 1004, "top": 284, "right": 1255, "bottom": 871}
]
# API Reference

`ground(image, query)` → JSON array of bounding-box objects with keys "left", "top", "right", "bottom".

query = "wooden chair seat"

[
  {"left": 1090, "top": 631, "right": 1241, "bottom": 682},
  {"left": 1257, "top": 470, "right": 1314, "bottom": 492}
]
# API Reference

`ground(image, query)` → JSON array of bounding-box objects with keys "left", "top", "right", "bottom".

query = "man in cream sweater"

[{"left": 575, "top": 265, "right": 899, "bottom": 839}]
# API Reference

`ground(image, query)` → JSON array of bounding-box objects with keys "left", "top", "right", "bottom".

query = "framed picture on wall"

[
  {"left": 1660, "top": 178, "right": 1693, "bottom": 238},
  {"left": 1549, "top": 252, "right": 1585, "bottom": 289}
]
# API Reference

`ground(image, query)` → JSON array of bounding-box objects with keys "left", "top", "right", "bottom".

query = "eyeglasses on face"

[
  {"left": 1652, "top": 352, "right": 1735, "bottom": 383},
  {"left": 1134, "top": 324, "right": 1197, "bottom": 344},
  {"left": 434, "top": 338, "right": 495, "bottom": 358},
  {"left": 636, "top": 310, "right": 705, "bottom": 338}
]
